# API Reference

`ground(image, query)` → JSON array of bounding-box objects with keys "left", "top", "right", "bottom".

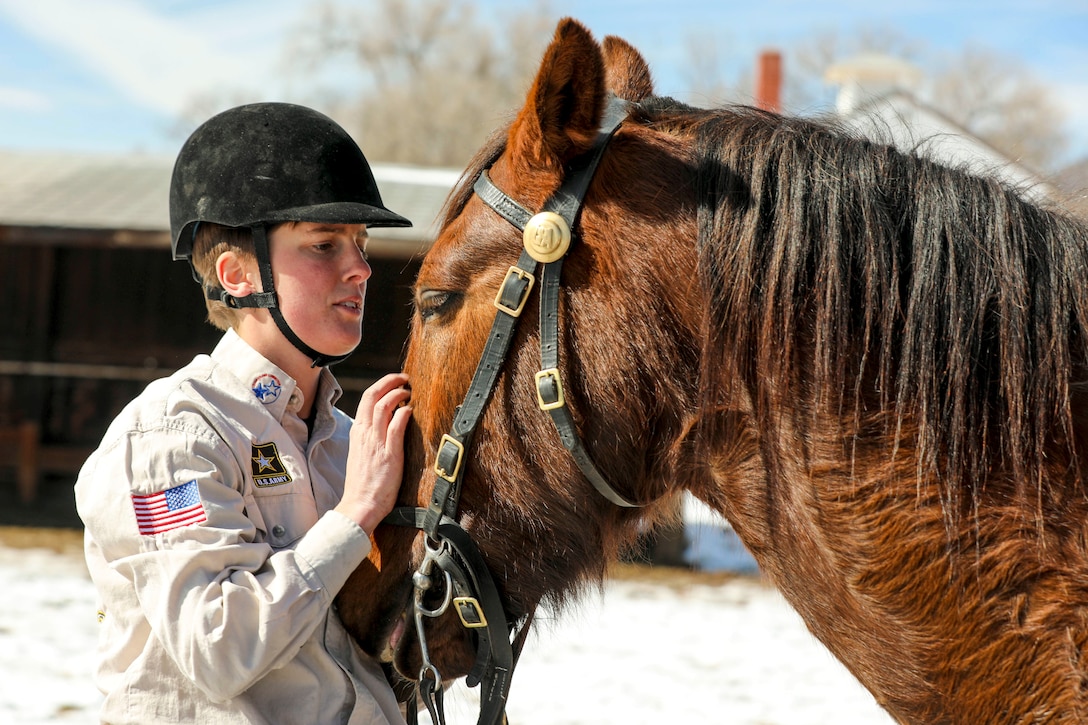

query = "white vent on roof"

[{"left": 824, "top": 54, "right": 923, "bottom": 115}]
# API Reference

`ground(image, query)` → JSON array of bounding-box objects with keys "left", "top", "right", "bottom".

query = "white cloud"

[
  {"left": 0, "top": 85, "right": 51, "bottom": 112},
  {"left": 0, "top": 0, "right": 286, "bottom": 115}
]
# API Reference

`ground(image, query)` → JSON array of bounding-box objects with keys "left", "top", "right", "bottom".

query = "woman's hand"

[{"left": 335, "top": 372, "right": 411, "bottom": 535}]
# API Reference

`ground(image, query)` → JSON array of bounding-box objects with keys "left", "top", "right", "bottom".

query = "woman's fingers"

[
  {"left": 386, "top": 400, "right": 413, "bottom": 449},
  {"left": 355, "top": 372, "right": 410, "bottom": 428}
]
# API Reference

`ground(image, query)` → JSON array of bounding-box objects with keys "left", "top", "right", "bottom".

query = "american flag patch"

[{"left": 132, "top": 480, "right": 207, "bottom": 535}]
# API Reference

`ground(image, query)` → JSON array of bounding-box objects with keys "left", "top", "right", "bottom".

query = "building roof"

[
  {"left": 1053, "top": 157, "right": 1088, "bottom": 220},
  {"left": 826, "top": 54, "right": 1054, "bottom": 204},
  {"left": 825, "top": 54, "right": 923, "bottom": 90},
  {"left": 0, "top": 149, "right": 459, "bottom": 256},
  {"left": 837, "top": 91, "right": 1054, "bottom": 203}
]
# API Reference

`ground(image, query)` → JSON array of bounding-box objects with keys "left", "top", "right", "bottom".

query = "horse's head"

[{"left": 338, "top": 18, "right": 709, "bottom": 684}]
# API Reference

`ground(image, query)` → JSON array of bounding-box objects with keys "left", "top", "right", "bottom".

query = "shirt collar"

[
  {"left": 211, "top": 329, "right": 297, "bottom": 420},
  {"left": 210, "top": 329, "right": 343, "bottom": 421}
]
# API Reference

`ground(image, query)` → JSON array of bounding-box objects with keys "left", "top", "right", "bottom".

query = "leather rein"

[{"left": 383, "top": 95, "right": 638, "bottom": 725}]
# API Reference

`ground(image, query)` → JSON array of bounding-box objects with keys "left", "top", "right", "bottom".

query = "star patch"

[
  {"left": 251, "top": 442, "right": 293, "bottom": 488},
  {"left": 252, "top": 374, "right": 282, "bottom": 404}
]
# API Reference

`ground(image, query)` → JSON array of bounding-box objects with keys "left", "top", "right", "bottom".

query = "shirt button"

[{"left": 271, "top": 525, "right": 286, "bottom": 538}]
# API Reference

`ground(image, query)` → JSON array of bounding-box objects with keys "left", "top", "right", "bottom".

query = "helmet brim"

[
  {"left": 171, "top": 202, "right": 412, "bottom": 261},
  {"left": 260, "top": 201, "right": 413, "bottom": 229}
]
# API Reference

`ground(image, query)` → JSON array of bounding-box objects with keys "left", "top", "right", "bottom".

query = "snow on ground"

[
  {"left": 0, "top": 542, "right": 103, "bottom": 723},
  {"left": 436, "top": 572, "right": 893, "bottom": 725},
  {"left": 0, "top": 525, "right": 893, "bottom": 725}
]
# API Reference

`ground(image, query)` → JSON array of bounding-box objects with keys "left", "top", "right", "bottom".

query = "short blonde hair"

[{"left": 191, "top": 223, "right": 255, "bottom": 331}]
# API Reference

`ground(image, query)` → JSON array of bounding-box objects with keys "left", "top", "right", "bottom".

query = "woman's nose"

[{"left": 346, "top": 247, "right": 372, "bottom": 281}]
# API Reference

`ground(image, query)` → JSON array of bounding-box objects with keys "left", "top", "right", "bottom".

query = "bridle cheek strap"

[
  {"left": 387, "top": 508, "right": 517, "bottom": 725},
  {"left": 472, "top": 94, "right": 641, "bottom": 509}
]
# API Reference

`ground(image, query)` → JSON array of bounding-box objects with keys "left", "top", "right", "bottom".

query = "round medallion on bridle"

[{"left": 523, "top": 211, "right": 571, "bottom": 263}]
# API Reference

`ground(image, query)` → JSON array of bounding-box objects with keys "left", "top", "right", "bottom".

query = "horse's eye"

[{"left": 417, "top": 289, "right": 460, "bottom": 321}]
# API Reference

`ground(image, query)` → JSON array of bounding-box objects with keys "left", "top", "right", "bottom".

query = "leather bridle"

[{"left": 384, "top": 95, "right": 638, "bottom": 725}]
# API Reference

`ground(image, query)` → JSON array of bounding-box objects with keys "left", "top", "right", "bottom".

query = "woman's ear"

[{"left": 215, "top": 251, "right": 259, "bottom": 299}]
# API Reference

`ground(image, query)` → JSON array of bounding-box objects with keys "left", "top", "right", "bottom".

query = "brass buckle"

[
  {"left": 493, "top": 265, "right": 535, "bottom": 317},
  {"left": 454, "top": 596, "right": 488, "bottom": 629},
  {"left": 433, "top": 434, "right": 465, "bottom": 483},
  {"left": 535, "top": 368, "right": 565, "bottom": 411}
]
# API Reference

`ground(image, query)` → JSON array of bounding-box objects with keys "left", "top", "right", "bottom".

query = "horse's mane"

[{"left": 665, "top": 98, "right": 1088, "bottom": 514}]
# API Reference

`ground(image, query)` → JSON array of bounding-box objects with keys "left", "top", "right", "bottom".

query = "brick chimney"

[{"left": 756, "top": 50, "right": 782, "bottom": 113}]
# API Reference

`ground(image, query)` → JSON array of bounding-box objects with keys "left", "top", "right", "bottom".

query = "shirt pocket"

[{"left": 248, "top": 487, "right": 319, "bottom": 550}]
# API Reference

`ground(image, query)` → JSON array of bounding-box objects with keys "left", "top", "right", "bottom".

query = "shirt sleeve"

[{"left": 77, "top": 419, "right": 372, "bottom": 702}]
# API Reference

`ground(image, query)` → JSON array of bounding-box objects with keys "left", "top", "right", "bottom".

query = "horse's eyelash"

[{"left": 417, "top": 290, "right": 457, "bottom": 319}]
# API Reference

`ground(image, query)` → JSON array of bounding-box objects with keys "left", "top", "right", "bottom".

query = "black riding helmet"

[{"left": 169, "top": 102, "right": 412, "bottom": 367}]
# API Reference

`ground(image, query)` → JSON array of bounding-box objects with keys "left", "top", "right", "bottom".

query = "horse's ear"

[
  {"left": 602, "top": 35, "right": 654, "bottom": 101},
  {"left": 508, "top": 18, "right": 606, "bottom": 172}
]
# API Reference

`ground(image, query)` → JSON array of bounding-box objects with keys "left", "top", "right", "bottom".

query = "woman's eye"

[{"left": 417, "top": 289, "right": 459, "bottom": 321}]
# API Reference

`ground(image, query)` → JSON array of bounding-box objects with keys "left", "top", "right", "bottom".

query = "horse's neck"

[{"left": 697, "top": 403, "right": 1088, "bottom": 723}]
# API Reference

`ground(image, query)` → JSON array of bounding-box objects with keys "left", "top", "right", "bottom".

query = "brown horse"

[{"left": 338, "top": 17, "right": 1088, "bottom": 724}]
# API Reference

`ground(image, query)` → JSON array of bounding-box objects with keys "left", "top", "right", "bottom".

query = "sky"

[{"left": 0, "top": 0, "right": 1086, "bottom": 170}]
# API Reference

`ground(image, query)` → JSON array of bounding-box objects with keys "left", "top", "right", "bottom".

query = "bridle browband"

[{"left": 384, "top": 95, "right": 638, "bottom": 725}]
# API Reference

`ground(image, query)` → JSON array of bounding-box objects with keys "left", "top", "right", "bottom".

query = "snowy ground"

[
  {"left": 0, "top": 535, "right": 103, "bottom": 723},
  {"left": 0, "top": 520, "right": 893, "bottom": 725},
  {"left": 437, "top": 572, "right": 894, "bottom": 725}
]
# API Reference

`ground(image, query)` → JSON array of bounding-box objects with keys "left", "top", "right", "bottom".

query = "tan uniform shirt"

[{"left": 75, "top": 330, "right": 404, "bottom": 724}]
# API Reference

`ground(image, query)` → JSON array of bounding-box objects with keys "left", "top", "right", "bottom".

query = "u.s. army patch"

[{"left": 251, "top": 442, "right": 293, "bottom": 488}]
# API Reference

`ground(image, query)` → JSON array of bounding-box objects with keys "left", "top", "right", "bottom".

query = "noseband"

[{"left": 385, "top": 95, "right": 637, "bottom": 725}]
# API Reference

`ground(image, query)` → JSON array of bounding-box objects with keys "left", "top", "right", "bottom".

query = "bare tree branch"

[
  {"left": 929, "top": 46, "right": 1068, "bottom": 171},
  {"left": 687, "top": 24, "right": 1070, "bottom": 172},
  {"left": 178, "top": 10, "right": 1071, "bottom": 173},
  {"left": 278, "top": 0, "right": 553, "bottom": 167}
]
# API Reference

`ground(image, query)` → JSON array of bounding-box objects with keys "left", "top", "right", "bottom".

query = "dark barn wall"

[{"left": 0, "top": 240, "right": 420, "bottom": 497}]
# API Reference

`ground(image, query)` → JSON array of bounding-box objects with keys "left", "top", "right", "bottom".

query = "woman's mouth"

[{"left": 336, "top": 299, "right": 363, "bottom": 314}]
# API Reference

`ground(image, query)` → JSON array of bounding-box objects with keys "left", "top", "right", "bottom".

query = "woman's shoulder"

[{"left": 95, "top": 354, "right": 254, "bottom": 448}]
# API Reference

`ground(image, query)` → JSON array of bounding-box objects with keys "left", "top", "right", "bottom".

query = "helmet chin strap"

[
  {"left": 202, "top": 224, "right": 352, "bottom": 368},
  {"left": 268, "top": 307, "right": 351, "bottom": 369}
]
